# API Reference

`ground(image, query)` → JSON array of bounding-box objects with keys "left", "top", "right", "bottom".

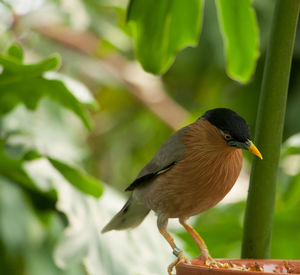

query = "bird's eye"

[{"left": 224, "top": 133, "right": 232, "bottom": 140}]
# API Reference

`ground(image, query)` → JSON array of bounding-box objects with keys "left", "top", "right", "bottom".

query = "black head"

[
  {"left": 201, "top": 108, "right": 262, "bottom": 159},
  {"left": 203, "top": 108, "right": 250, "bottom": 142}
]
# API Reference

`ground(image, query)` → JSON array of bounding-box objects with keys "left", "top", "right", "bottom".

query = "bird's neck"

[
  {"left": 183, "top": 118, "right": 242, "bottom": 161},
  {"left": 182, "top": 118, "right": 243, "bottom": 199}
]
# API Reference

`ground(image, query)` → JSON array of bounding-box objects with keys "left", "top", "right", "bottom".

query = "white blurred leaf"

[
  {"left": 2, "top": 100, "right": 88, "bottom": 164},
  {"left": 24, "top": 158, "right": 182, "bottom": 275},
  {"left": 0, "top": 176, "right": 85, "bottom": 275},
  {"left": 3, "top": 0, "right": 44, "bottom": 15},
  {"left": 282, "top": 133, "right": 300, "bottom": 157},
  {"left": 0, "top": 3, "right": 14, "bottom": 31},
  {"left": 60, "top": 0, "right": 90, "bottom": 30}
]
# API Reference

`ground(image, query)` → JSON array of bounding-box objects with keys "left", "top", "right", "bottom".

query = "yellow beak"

[{"left": 248, "top": 141, "right": 263, "bottom": 160}]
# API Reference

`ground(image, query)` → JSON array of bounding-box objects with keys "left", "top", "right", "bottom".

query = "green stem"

[{"left": 241, "top": 0, "right": 300, "bottom": 258}]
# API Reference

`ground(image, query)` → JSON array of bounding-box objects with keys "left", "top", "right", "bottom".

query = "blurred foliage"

[
  {"left": 0, "top": 44, "right": 102, "bottom": 197},
  {"left": 127, "top": 0, "right": 204, "bottom": 74},
  {"left": 128, "top": 0, "right": 259, "bottom": 82},
  {"left": 0, "top": 41, "right": 105, "bottom": 273},
  {"left": 215, "top": 0, "right": 259, "bottom": 83},
  {"left": 0, "top": 0, "right": 299, "bottom": 274}
]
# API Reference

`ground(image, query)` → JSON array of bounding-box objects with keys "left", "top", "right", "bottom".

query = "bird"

[{"left": 102, "top": 108, "right": 262, "bottom": 274}]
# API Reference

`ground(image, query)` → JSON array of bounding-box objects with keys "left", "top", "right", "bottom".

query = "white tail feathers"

[{"left": 101, "top": 195, "right": 150, "bottom": 233}]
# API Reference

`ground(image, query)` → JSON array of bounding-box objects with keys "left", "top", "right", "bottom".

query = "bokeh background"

[{"left": 1, "top": 0, "right": 300, "bottom": 274}]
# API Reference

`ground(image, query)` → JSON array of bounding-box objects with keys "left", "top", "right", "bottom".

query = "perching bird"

[{"left": 102, "top": 108, "right": 262, "bottom": 274}]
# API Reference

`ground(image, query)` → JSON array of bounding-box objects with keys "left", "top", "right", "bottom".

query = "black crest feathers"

[{"left": 202, "top": 108, "right": 250, "bottom": 142}]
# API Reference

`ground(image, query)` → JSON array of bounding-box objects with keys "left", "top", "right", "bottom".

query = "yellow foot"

[
  {"left": 197, "top": 253, "right": 214, "bottom": 263},
  {"left": 205, "top": 257, "right": 217, "bottom": 267},
  {"left": 197, "top": 254, "right": 221, "bottom": 268},
  {"left": 168, "top": 251, "right": 191, "bottom": 275}
]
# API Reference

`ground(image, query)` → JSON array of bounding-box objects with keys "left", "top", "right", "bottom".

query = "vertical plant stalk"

[{"left": 241, "top": 0, "right": 300, "bottom": 258}]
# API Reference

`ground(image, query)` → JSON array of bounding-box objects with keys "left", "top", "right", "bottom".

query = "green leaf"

[
  {"left": 127, "top": 0, "right": 204, "bottom": 74},
  {"left": 282, "top": 172, "right": 300, "bottom": 206},
  {"left": 0, "top": 78, "right": 92, "bottom": 129},
  {"left": 2, "top": 101, "right": 89, "bottom": 164},
  {"left": 0, "top": 54, "right": 59, "bottom": 77},
  {"left": 44, "top": 72, "right": 99, "bottom": 111},
  {"left": 2, "top": 103, "right": 101, "bottom": 197},
  {"left": 0, "top": 45, "right": 95, "bottom": 129},
  {"left": 215, "top": 0, "right": 259, "bottom": 83},
  {"left": 0, "top": 73, "right": 92, "bottom": 130},
  {"left": 0, "top": 142, "right": 56, "bottom": 210},
  {"left": 7, "top": 43, "right": 24, "bottom": 61},
  {"left": 0, "top": 142, "right": 36, "bottom": 190},
  {"left": 48, "top": 157, "right": 103, "bottom": 198},
  {"left": 281, "top": 133, "right": 300, "bottom": 158}
]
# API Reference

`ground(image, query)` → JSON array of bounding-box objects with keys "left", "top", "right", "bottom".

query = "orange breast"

[{"left": 137, "top": 119, "right": 243, "bottom": 219}]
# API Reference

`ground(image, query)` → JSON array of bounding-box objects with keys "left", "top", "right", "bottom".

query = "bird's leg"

[
  {"left": 157, "top": 216, "right": 190, "bottom": 275},
  {"left": 179, "top": 218, "right": 214, "bottom": 265}
]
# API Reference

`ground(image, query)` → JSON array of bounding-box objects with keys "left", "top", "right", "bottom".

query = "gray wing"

[{"left": 125, "top": 126, "right": 188, "bottom": 191}]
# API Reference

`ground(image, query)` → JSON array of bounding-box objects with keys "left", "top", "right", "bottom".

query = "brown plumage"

[
  {"left": 137, "top": 119, "right": 242, "bottom": 219},
  {"left": 102, "top": 108, "right": 262, "bottom": 274}
]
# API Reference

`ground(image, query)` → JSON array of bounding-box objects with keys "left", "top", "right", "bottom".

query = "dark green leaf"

[
  {"left": 127, "top": 0, "right": 204, "bottom": 74},
  {"left": 48, "top": 157, "right": 103, "bottom": 198},
  {"left": 215, "top": 0, "right": 259, "bottom": 83}
]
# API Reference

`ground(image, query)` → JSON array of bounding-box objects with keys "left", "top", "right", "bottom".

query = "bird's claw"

[
  {"left": 197, "top": 253, "right": 221, "bottom": 268},
  {"left": 168, "top": 251, "right": 191, "bottom": 275},
  {"left": 204, "top": 257, "right": 216, "bottom": 266},
  {"left": 197, "top": 251, "right": 214, "bottom": 262}
]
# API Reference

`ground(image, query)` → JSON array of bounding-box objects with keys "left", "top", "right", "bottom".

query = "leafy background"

[{"left": 0, "top": 0, "right": 300, "bottom": 275}]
